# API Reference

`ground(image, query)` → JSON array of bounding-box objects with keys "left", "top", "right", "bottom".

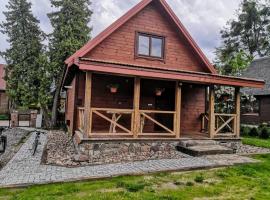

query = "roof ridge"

[{"left": 64, "top": 0, "right": 217, "bottom": 74}]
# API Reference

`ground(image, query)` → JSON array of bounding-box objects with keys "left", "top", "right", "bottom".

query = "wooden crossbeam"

[
  {"left": 92, "top": 110, "right": 132, "bottom": 134},
  {"left": 218, "top": 116, "right": 233, "bottom": 132},
  {"left": 141, "top": 112, "right": 175, "bottom": 135},
  {"left": 215, "top": 116, "right": 235, "bottom": 135}
]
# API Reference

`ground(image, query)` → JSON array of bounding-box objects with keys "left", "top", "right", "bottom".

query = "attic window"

[{"left": 136, "top": 32, "right": 165, "bottom": 60}]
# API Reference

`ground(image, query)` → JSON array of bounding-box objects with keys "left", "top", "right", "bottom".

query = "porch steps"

[{"left": 176, "top": 140, "right": 234, "bottom": 157}]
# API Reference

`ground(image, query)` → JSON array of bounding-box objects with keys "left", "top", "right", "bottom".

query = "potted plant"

[
  {"left": 107, "top": 84, "right": 119, "bottom": 93},
  {"left": 155, "top": 88, "right": 165, "bottom": 96},
  {"left": 221, "top": 93, "right": 230, "bottom": 101}
]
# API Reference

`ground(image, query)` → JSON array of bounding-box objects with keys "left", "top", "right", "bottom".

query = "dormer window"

[{"left": 136, "top": 32, "right": 165, "bottom": 60}]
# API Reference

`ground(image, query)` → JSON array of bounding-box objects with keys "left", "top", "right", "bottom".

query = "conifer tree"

[
  {"left": 1, "top": 0, "right": 51, "bottom": 126},
  {"left": 48, "top": 0, "right": 92, "bottom": 126}
]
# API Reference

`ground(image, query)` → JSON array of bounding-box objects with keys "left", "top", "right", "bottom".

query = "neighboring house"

[
  {"left": 0, "top": 64, "right": 9, "bottom": 114},
  {"left": 63, "top": 0, "right": 264, "bottom": 142},
  {"left": 241, "top": 57, "right": 270, "bottom": 124}
]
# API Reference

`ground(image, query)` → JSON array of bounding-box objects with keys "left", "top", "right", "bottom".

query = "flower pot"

[
  {"left": 155, "top": 90, "right": 162, "bottom": 96},
  {"left": 110, "top": 87, "right": 118, "bottom": 93}
]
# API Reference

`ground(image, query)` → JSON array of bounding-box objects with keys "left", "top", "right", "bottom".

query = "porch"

[{"left": 73, "top": 72, "right": 241, "bottom": 140}]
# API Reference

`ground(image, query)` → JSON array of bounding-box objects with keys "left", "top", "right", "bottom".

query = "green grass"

[
  {"left": 1, "top": 154, "right": 270, "bottom": 199},
  {"left": 243, "top": 137, "right": 270, "bottom": 149}
]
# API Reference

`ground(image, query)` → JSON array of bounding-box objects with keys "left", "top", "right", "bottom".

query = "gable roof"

[
  {"left": 0, "top": 64, "right": 6, "bottom": 91},
  {"left": 65, "top": 0, "right": 217, "bottom": 74},
  {"left": 241, "top": 57, "right": 270, "bottom": 96}
]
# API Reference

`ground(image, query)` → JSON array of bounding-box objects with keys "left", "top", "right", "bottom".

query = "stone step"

[
  {"left": 176, "top": 141, "right": 234, "bottom": 157},
  {"left": 178, "top": 140, "right": 218, "bottom": 148}
]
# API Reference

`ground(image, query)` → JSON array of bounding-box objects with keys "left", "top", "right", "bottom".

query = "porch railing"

[
  {"left": 138, "top": 110, "right": 176, "bottom": 136},
  {"left": 214, "top": 113, "right": 237, "bottom": 136},
  {"left": 90, "top": 107, "right": 134, "bottom": 136},
  {"left": 77, "top": 107, "right": 85, "bottom": 132}
]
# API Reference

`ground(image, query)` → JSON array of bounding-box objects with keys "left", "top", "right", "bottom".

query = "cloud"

[{"left": 0, "top": 0, "right": 241, "bottom": 63}]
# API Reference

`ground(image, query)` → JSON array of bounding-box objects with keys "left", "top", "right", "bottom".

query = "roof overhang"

[{"left": 64, "top": 60, "right": 265, "bottom": 89}]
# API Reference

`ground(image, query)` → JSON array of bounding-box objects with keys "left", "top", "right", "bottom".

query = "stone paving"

[{"left": 0, "top": 132, "right": 259, "bottom": 188}]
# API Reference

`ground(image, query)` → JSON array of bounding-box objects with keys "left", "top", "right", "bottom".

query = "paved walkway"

[{"left": 0, "top": 133, "right": 257, "bottom": 188}]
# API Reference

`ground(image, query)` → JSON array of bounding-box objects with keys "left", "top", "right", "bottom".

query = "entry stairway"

[{"left": 176, "top": 140, "right": 234, "bottom": 157}]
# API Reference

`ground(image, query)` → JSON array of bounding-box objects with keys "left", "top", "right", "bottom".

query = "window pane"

[
  {"left": 138, "top": 35, "right": 150, "bottom": 56},
  {"left": 151, "top": 37, "right": 163, "bottom": 57}
]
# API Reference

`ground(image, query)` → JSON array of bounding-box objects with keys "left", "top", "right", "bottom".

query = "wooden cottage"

[
  {"left": 63, "top": 0, "right": 264, "bottom": 142},
  {"left": 241, "top": 57, "right": 270, "bottom": 124}
]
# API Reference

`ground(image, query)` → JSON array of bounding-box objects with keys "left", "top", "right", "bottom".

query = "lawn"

[
  {"left": 243, "top": 137, "right": 270, "bottom": 149},
  {"left": 0, "top": 153, "right": 270, "bottom": 200}
]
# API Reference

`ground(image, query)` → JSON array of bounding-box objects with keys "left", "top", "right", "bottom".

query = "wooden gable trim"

[{"left": 65, "top": 0, "right": 217, "bottom": 74}]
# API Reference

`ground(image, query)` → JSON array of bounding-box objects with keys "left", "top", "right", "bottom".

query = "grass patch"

[
  {"left": 1, "top": 154, "right": 270, "bottom": 199},
  {"left": 243, "top": 137, "right": 270, "bottom": 149}
]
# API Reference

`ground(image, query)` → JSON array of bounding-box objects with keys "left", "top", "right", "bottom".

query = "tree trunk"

[
  {"left": 51, "top": 80, "right": 61, "bottom": 128},
  {"left": 41, "top": 105, "right": 51, "bottom": 129},
  {"left": 51, "top": 67, "right": 67, "bottom": 127}
]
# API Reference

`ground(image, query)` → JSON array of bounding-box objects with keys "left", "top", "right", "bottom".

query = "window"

[{"left": 136, "top": 33, "right": 165, "bottom": 59}]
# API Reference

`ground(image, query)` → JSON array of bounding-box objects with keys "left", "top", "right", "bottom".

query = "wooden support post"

[
  {"left": 133, "top": 77, "right": 141, "bottom": 137},
  {"left": 84, "top": 72, "right": 92, "bottom": 138},
  {"left": 174, "top": 82, "right": 181, "bottom": 139},
  {"left": 208, "top": 86, "right": 215, "bottom": 139},
  {"left": 235, "top": 87, "right": 241, "bottom": 138}
]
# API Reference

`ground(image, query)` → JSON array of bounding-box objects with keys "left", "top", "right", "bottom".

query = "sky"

[{"left": 0, "top": 0, "right": 242, "bottom": 64}]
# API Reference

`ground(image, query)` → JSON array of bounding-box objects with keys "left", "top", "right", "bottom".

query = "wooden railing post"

[
  {"left": 133, "top": 77, "right": 141, "bottom": 138},
  {"left": 84, "top": 72, "right": 92, "bottom": 138},
  {"left": 208, "top": 86, "right": 215, "bottom": 138},
  {"left": 174, "top": 82, "right": 181, "bottom": 139},
  {"left": 235, "top": 87, "right": 241, "bottom": 138}
]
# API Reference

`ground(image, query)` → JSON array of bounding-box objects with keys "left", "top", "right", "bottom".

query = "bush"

[
  {"left": 186, "top": 181, "right": 194, "bottom": 186},
  {"left": 249, "top": 127, "right": 259, "bottom": 137},
  {"left": 259, "top": 123, "right": 268, "bottom": 130},
  {"left": 116, "top": 181, "right": 146, "bottom": 192},
  {"left": 194, "top": 175, "right": 204, "bottom": 183},
  {"left": 260, "top": 127, "right": 270, "bottom": 139},
  {"left": 241, "top": 126, "right": 251, "bottom": 137}
]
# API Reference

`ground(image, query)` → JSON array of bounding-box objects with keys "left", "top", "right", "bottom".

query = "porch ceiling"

[{"left": 73, "top": 59, "right": 265, "bottom": 89}]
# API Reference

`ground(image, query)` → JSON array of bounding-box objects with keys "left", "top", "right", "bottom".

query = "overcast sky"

[{"left": 0, "top": 0, "right": 242, "bottom": 64}]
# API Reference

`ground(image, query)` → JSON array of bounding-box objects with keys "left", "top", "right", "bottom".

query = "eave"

[{"left": 67, "top": 59, "right": 265, "bottom": 89}]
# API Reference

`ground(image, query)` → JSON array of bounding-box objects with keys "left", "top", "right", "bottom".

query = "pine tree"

[
  {"left": 48, "top": 0, "right": 92, "bottom": 126},
  {"left": 0, "top": 0, "right": 51, "bottom": 126}
]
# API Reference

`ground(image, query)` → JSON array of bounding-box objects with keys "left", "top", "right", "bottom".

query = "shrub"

[
  {"left": 249, "top": 127, "right": 259, "bottom": 137},
  {"left": 260, "top": 127, "right": 270, "bottom": 139},
  {"left": 259, "top": 123, "right": 268, "bottom": 130},
  {"left": 194, "top": 175, "right": 204, "bottom": 183},
  {"left": 116, "top": 181, "right": 146, "bottom": 192},
  {"left": 241, "top": 126, "right": 251, "bottom": 137},
  {"left": 186, "top": 181, "right": 194, "bottom": 186}
]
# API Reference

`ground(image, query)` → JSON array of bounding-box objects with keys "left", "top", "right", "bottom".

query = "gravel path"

[
  {"left": 0, "top": 132, "right": 258, "bottom": 188},
  {"left": 0, "top": 128, "right": 30, "bottom": 169}
]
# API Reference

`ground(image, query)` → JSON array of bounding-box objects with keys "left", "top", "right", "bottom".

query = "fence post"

[
  {"left": 30, "top": 110, "right": 38, "bottom": 128},
  {"left": 11, "top": 111, "right": 19, "bottom": 127}
]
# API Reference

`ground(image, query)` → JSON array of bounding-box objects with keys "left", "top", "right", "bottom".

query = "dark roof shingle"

[{"left": 241, "top": 57, "right": 270, "bottom": 96}]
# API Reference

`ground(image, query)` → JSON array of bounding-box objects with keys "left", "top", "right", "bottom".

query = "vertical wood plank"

[
  {"left": 208, "top": 86, "right": 215, "bottom": 139},
  {"left": 84, "top": 72, "right": 92, "bottom": 138},
  {"left": 133, "top": 77, "right": 141, "bottom": 138},
  {"left": 235, "top": 87, "right": 241, "bottom": 138},
  {"left": 174, "top": 82, "right": 181, "bottom": 138}
]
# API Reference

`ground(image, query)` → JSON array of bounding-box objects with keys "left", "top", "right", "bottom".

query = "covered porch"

[{"left": 74, "top": 72, "right": 243, "bottom": 140}]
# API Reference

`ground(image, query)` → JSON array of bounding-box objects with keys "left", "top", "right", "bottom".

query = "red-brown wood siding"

[
  {"left": 181, "top": 84, "right": 206, "bottom": 133},
  {"left": 86, "top": 2, "right": 208, "bottom": 73}
]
